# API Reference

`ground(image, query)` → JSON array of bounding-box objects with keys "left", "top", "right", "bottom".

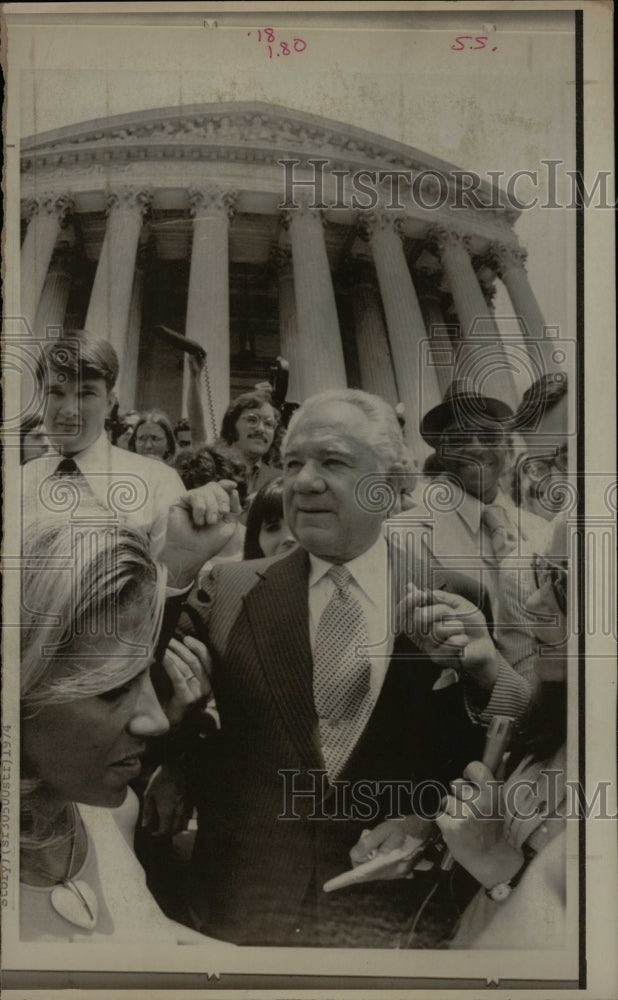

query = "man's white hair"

[{"left": 283, "top": 389, "right": 411, "bottom": 471}]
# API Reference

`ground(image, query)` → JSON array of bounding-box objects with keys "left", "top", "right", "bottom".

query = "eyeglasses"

[
  {"left": 532, "top": 553, "right": 567, "bottom": 614},
  {"left": 239, "top": 412, "right": 277, "bottom": 431},
  {"left": 438, "top": 430, "right": 507, "bottom": 456},
  {"left": 521, "top": 445, "right": 568, "bottom": 481}
]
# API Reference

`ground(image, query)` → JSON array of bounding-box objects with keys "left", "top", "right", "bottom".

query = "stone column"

[
  {"left": 344, "top": 255, "right": 399, "bottom": 408},
  {"left": 282, "top": 205, "right": 347, "bottom": 399},
  {"left": 493, "top": 244, "right": 558, "bottom": 375},
  {"left": 270, "top": 244, "right": 303, "bottom": 402},
  {"left": 85, "top": 187, "right": 152, "bottom": 362},
  {"left": 21, "top": 193, "right": 74, "bottom": 332},
  {"left": 432, "top": 226, "right": 517, "bottom": 407},
  {"left": 34, "top": 242, "right": 74, "bottom": 338},
  {"left": 418, "top": 292, "right": 454, "bottom": 396},
  {"left": 361, "top": 213, "right": 440, "bottom": 467},
  {"left": 116, "top": 242, "right": 148, "bottom": 411},
  {"left": 184, "top": 187, "right": 237, "bottom": 430}
]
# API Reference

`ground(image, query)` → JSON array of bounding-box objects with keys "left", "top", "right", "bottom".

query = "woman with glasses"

[
  {"left": 218, "top": 390, "right": 280, "bottom": 498},
  {"left": 436, "top": 515, "right": 569, "bottom": 948},
  {"left": 129, "top": 410, "right": 177, "bottom": 465}
]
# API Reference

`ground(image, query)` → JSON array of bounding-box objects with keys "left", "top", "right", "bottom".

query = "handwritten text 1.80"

[{"left": 248, "top": 28, "right": 308, "bottom": 59}]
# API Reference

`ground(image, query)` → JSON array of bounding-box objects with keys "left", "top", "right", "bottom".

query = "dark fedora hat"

[{"left": 420, "top": 378, "right": 514, "bottom": 443}]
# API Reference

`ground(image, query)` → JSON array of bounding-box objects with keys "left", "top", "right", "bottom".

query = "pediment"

[{"left": 21, "top": 100, "right": 477, "bottom": 182}]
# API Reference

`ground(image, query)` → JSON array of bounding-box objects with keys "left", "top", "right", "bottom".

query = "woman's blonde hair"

[{"left": 20, "top": 513, "right": 167, "bottom": 846}]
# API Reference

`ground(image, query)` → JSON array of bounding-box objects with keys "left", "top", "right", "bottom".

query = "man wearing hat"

[{"left": 391, "top": 379, "right": 552, "bottom": 682}]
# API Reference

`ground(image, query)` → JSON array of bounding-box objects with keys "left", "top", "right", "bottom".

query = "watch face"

[{"left": 489, "top": 882, "right": 513, "bottom": 903}]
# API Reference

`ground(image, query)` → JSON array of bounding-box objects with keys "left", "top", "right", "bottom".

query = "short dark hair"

[
  {"left": 173, "top": 447, "right": 218, "bottom": 490},
  {"left": 514, "top": 372, "right": 568, "bottom": 430},
  {"left": 36, "top": 330, "right": 119, "bottom": 392},
  {"left": 219, "top": 391, "right": 277, "bottom": 447},
  {"left": 128, "top": 410, "right": 176, "bottom": 460},
  {"left": 243, "top": 477, "right": 285, "bottom": 559}
]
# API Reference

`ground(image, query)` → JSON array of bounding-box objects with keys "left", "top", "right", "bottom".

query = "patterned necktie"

[
  {"left": 313, "top": 565, "right": 372, "bottom": 724},
  {"left": 482, "top": 504, "right": 517, "bottom": 562}
]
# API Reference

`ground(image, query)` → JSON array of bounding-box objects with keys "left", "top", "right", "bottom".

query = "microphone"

[{"left": 438, "top": 714, "right": 515, "bottom": 872}]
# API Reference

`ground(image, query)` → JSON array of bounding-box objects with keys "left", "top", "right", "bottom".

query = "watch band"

[{"left": 485, "top": 843, "right": 537, "bottom": 902}]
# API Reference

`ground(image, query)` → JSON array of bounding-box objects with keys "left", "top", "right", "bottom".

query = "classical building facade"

[{"left": 20, "top": 101, "right": 553, "bottom": 465}]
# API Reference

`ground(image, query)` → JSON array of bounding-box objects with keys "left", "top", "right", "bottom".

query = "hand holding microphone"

[{"left": 400, "top": 583, "right": 501, "bottom": 689}]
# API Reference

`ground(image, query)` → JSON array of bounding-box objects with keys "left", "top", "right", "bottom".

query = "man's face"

[
  {"left": 234, "top": 403, "right": 277, "bottom": 461},
  {"left": 43, "top": 371, "right": 113, "bottom": 456},
  {"left": 282, "top": 401, "right": 389, "bottom": 563},
  {"left": 175, "top": 431, "right": 192, "bottom": 451},
  {"left": 437, "top": 419, "right": 511, "bottom": 504}
]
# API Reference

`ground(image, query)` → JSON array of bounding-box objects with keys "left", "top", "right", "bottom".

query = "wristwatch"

[{"left": 485, "top": 845, "right": 536, "bottom": 902}]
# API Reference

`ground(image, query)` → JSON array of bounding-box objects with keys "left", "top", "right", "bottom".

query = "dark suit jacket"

[{"left": 167, "top": 545, "right": 500, "bottom": 945}]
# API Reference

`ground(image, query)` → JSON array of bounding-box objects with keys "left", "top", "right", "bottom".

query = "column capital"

[
  {"left": 356, "top": 210, "right": 404, "bottom": 242},
  {"left": 22, "top": 192, "right": 75, "bottom": 226},
  {"left": 188, "top": 187, "right": 237, "bottom": 222},
  {"left": 280, "top": 203, "right": 326, "bottom": 230},
  {"left": 105, "top": 187, "right": 153, "bottom": 219},
  {"left": 428, "top": 225, "right": 471, "bottom": 255},
  {"left": 490, "top": 242, "right": 528, "bottom": 276}
]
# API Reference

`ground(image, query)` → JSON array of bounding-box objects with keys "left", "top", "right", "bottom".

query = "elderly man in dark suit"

[{"left": 150, "top": 389, "right": 529, "bottom": 947}]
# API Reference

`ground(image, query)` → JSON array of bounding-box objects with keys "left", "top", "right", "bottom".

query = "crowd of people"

[{"left": 18, "top": 328, "right": 571, "bottom": 950}]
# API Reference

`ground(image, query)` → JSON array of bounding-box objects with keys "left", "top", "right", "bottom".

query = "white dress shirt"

[{"left": 22, "top": 432, "right": 185, "bottom": 558}]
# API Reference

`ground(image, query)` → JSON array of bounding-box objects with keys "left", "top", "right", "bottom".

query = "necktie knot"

[
  {"left": 55, "top": 457, "right": 79, "bottom": 476},
  {"left": 327, "top": 564, "right": 353, "bottom": 593}
]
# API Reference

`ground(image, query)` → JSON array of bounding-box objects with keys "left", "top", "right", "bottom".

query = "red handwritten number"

[
  {"left": 257, "top": 29, "right": 261, "bottom": 42},
  {"left": 280, "top": 41, "right": 290, "bottom": 55},
  {"left": 293, "top": 37, "right": 307, "bottom": 52},
  {"left": 451, "top": 36, "right": 470, "bottom": 50},
  {"left": 268, "top": 44, "right": 273, "bottom": 59},
  {"left": 472, "top": 36, "right": 488, "bottom": 49},
  {"left": 265, "top": 27, "right": 275, "bottom": 43}
]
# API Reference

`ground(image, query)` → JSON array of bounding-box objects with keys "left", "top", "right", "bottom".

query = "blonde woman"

[{"left": 19, "top": 514, "right": 231, "bottom": 948}]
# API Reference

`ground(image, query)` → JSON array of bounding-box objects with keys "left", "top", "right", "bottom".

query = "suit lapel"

[{"left": 243, "top": 547, "right": 324, "bottom": 769}]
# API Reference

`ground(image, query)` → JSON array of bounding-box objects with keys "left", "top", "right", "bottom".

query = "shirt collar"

[
  {"left": 56, "top": 431, "right": 111, "bottom": 471},
  {"left": 308, "top": 533, "right": 388, "bottom": 608},
  {"left": 456, "top": 485, "right": 517, "bottom": 534}
]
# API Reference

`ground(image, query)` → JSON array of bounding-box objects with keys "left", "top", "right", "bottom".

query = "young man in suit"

[
  {"left": 149, "top": 389, "right": 529, "bottom": 946},
  {"left": 22, "top": 330, "right": 185, "bottom": 558}
]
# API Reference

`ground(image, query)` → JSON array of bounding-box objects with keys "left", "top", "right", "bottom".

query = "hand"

[
  {"left": 160, "top": 480, "right": 242, "bottom": 589},
  {"left": 348, "top": 816, "right": 433, "bottom": 881},
  {"left": 436, "top": 761, "right": 523, "bottom": 889},
  {"left": 187, "top": 352, "right": 206, "bottom": 378},
  {"left": 399, "top": 585, "right": 500, "bottom": 689},
  {"left": 163, "top": 636, "right": 213, "bottom": 725},
  {"left": 142, "top": 763, "right": 193, "bottom": 837}
]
